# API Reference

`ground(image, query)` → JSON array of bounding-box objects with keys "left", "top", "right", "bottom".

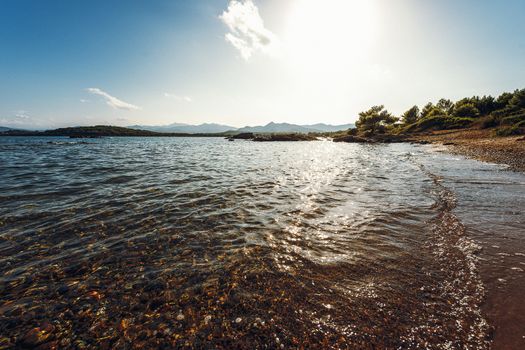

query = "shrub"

[
  {"left": 493, "top": 125, "right": 524, "bottom": 137},
  {"left": 501, "top": 114, "right": 525, "bottom": 126},
  {"left": 453, "top": 103, "right": 480, "bottom": 118},
  {"left": 414, "top": 115, "right": 448, "bottom": 130},
  {"left": 413, "top": 115, "right": 473, "bottom": 131},
  {"left": 477, "top": 115, "right": 498, "bottom": 129},
  {"left": 516, "top": 120, "right": 525, "bottom": 128},
  {"left": 448, "top": 117, "right": 475, "bottom": 128}
]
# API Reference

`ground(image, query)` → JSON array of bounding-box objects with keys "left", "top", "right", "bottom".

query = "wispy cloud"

[
  {"left": 164, "top": 93, "right": 193, "bottom": 102},
  {"left": 0, "top": 110, "right": 38, "bottom": 127},
  {"left": 14, "top": 110, "right": 31, "bottom": 121},
  {"left": 220, "top": 0, "right": 279, "bottom": 60},
  {"left": 86, "top": 88, "right": 140, "bottom": 111}
]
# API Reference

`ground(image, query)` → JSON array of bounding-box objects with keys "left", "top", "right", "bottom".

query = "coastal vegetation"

[
  {"left": 355, "top": 105, "right": 399, "bottom": 135},
  {"left": 327, "top": 87, "right": 525, "bottom": 142},
  {"left": 396, "top": 88, "right": 525, "bottom": 136}
]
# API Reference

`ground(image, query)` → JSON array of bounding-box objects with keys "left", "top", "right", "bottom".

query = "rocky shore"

[
  {"left": 226, "top": 129, "right": 525, "bottom": 173},
  {"left": 227, "top": 133, "right": 318, "bottom": 142},
  {"left": 332, "top": 134, "right": 421, "bottom": 144},
  {"left": 414, "top": 129, "right": 525, "bottom": 172}
]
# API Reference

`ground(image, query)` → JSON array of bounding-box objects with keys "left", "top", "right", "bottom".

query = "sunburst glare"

[{"left": 284, "top": 0, "right": 378, "bottom": 73}]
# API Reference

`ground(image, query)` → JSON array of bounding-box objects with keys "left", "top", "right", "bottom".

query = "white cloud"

[
  {"left": 86, "top": 88, "right": 140, "bottom": 111},
  {"left": 163, "top": 93, "right": 193, "bottom": 102},
  {"left": 220, "top": 0, "right": 279, "bottom": 60},
  {"left": 0, "top": 110, "right": 37, "bottom": 127},
  {"left": 14, "top": 110, "right": 31, "bottom": 120}
]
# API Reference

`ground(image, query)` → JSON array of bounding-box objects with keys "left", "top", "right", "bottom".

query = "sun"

[{"left": 284, "top": 0, "right": 377, "bottom": 73}]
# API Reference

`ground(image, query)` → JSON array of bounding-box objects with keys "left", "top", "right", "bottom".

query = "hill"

[
  {"left": 0, "top": 126, "right": 17, "bottom": 133},
  {"left": 128, "top": 123, "right": 235, "bottom": 134},
  {"left": 129, "top": 122, "right": 355, "bottom": 134},
  {"left": 305, "top": 123, "right": 355, "bottom": 132},
  {"left": 0, "top": 125, "right": 227, "bottom": 137},
  {"left": 1, "top": 122, "right": 357, "bottom": 137},
  {"left": 235, "top": 122, "right": 354, "bottom": 134}
]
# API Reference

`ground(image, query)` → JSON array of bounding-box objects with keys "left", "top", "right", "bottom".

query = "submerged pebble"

[
  {"left": 1, "top": 137, "right": 523, "bottom": 349},
  {"left": 19, "top": 322, "right": 55, "bottom": 347}
]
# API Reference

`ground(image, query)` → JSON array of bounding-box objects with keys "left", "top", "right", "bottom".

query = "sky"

[{"left": 1, "top": 0, "right": 524, "bottom": 129}]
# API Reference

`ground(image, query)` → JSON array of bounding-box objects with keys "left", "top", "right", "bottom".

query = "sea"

[{"left": 0, "top": 137, "right": 524, "bottom": 349}]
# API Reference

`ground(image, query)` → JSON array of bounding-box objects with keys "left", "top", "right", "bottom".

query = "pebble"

[
  {"left": 235, "top": 317, "right": 242, "bottom": 324},
  {"left": 176, "top": 313, "right": 185, "bottom": 321},
  {"left": 19, "top": 322, "right": 55, "bottom": 347}
]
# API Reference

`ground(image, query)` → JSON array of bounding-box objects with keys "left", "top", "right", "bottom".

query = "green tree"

[
  {"left": 401, "top": 105, "right": 420, "bottom": 125},
  {"left": 495, "top": 92, "right": 513, "bottom": 109},
  {"left": 476, "top": 95, "right": 496, "bottom": 115},
  {"left": 509, "top": 89, "right": 525, "bottom": 109},
  {"left": 454, "top": 103, "right": 480, "bottom": 118},
  {"left": 355, "top": 105, "right": 398, "bottom": 135},
  {"left": 420, "top": 102, "right": 435, "bottom": 119},
  {"left": 437, "top": 99, "right": 454, "bottom": 115},
  {"left": 426, "top": 107, "right": 447, "bottom": 118}
]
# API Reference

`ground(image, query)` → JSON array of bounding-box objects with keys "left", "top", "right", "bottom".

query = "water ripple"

[{"left": 0, "top": 137, "right": 523, "bottom": 348}]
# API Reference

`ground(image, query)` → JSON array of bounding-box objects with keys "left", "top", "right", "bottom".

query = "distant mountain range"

[
  {"left": 129, "top": 122, "right": 355, "bottom": 134},
  {"left": 128, "top": 123, "right": 234, "bottom": 134},
  {"left": 235, "top": 122, "right": 355, "bottom": 133},
  {"left": 0, "top": 122, "right": 355, "bottom": 135},
  {"left": 0, "top": 126, "right": 24, "bottom": 133}
]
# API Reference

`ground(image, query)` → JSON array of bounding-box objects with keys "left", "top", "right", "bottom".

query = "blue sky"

[{"left": 1, "top": 0, "right": 524, "bottom": 129}]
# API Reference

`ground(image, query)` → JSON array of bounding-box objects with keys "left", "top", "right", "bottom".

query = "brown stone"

[{"left": 19, "top": 322, "right": 55, "bottom": 348}]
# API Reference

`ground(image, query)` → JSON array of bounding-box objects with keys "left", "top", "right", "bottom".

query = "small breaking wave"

[{"left": 415, "top": 166, "right": 490, "bottom": 349}]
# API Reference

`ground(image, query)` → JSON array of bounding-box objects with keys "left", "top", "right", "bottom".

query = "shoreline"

[
  {"left": 417, "top": 129, "right": 525, "bottom": 349},
  {"left": 413, "top": 129, "right": 525, "bottom": 172},
  {"left": 1, "top": 133, "right": 523, "bottom": 348}
]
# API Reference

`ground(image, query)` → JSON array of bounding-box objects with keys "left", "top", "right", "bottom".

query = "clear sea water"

[{"left": 0, "top": 137, "right": 524, "bottom": 349}]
